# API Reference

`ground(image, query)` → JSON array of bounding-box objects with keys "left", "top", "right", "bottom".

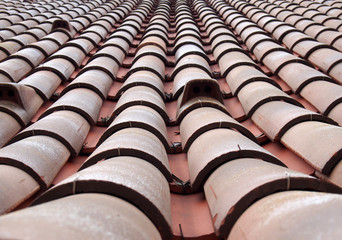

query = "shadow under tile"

[
  {"left": 171, "top": 192, "right": 215, "bottom": 239},
  {"left": 81, "top": 126, "right": 107, "bottom": 154},
  {"left": 263, "top": 142, "right": 315, "bottom": 175},
  {"left": 223, "top": 97, "right": 246, "bottom": 121},
  {"left": 96, "top": 100, "right": 116, "bottom": 125}
]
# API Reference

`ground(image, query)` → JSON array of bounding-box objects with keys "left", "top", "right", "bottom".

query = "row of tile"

[
  {"left": 0, "top": 0, "right": 86, "bottom": 40},
  {"left": 217, "top": 0, "right": 342, "bottom": 127},
  {"left": 0, "top": 1, "right": 175, "bottom": 239},
  {"left": 0, "top": 0, "right": 136, "bottom": 214},
  {"left": 239, "top": 0, "right": 342, "bottom": 85},
  {"left": 0, "top": 0, "right": 42, "bottom": 29},
  {"left": 269, "top": 0, "right": 342, "bottom": 32},
  {"left": 172, "top": 2, "right": 212, "bottom": 100},
  {"left": 0, "top": 193, "right": 162, "bottom": 239},
  {"left": 0, "top": 0, "right": 110, "bottom": 61},
  {"left": 1, "top": 0, "right": 342, "bottom": 239},
  {"left": 82, "top": 0, "right": 173, "bottom": 181},
  {"left": 252, "top": 0, "right": 342, "bottom": 51},
  {"left": 0, "top": 0, "right": 124, "bottom": 149},
  {"left": 214, "top": 0, "right": 342, "bottom": 186},
  {"left": 296, "top": 0, "right": 342, "bottom": 18},
  {"left": 193, "top": 0, "right": 342, "bottom": 238}
]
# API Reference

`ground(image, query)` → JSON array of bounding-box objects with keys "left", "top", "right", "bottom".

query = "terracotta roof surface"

[{"left": 1, "top": 0, "right": 342, "bottom": 239}]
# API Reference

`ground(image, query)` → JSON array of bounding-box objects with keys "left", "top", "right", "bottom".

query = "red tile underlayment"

[{"left": 1, "top": 0, "right": 342, "bottom": 239}]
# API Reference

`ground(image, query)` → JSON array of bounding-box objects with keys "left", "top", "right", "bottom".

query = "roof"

[{"left": 1, "top": 0, "right": 342, "bottom": 239}]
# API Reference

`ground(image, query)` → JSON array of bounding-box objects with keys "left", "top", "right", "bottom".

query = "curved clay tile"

[
  {"left": 142, "top": 26, "right": 168, "bottom": 41},
  {"left": 49, "top": 46, "right": 86, "bottom": 68},
  {"left": 239, "top": 28, "right": 268, "bottom": 46},
  {"left": 118, "top": 71, "right": 165, "bottom": 100},
  {"left": 83, "top": 25, "right": 109, "bottom": 41},
  {"left": 175, "top": 17, "right": 195, "bottom": 29},
  {"left": 217, "top": 49, "right": 256, "bottom": 78},
  {"left": 62, "top": 69, "right": 112, "bottom": 100},
  {"left": 43, "top": 31, "right": 71, "bottom": 46},
  {"left": 10, "top": 110, "right": 90, "bottom": 157},
  {"left": 262, "top": 50, "right": 310, "bottom": 75},
  {"left": 235, "top": 21, "right": 258, "bottom": 36},
  {"left": 150, "top": 14, "right": 170, "bottom": 25},
  {"left": 329, "top": 153, "right": 342, "bottom": 187},
  {"left": 134, "top": 44, "right": 167, "bottom": 64},
  {"left": 91, "top": 19, "right": 113, "bottom": 32},
  {"left": 32, "top": 157, "right": 172, "bottom": 239},
  {"left": 252, "top": 41, "right": 287, "bottom": 62},
  {"left": 173, "top": 35, "right": 202, "bottom": 51},
  {"left": 174, "top": 29, "right": 202, "bottom": 45},
  {"left": 11, "top": 47, "right": 45, "bottom": 67},
  {"left": 176, "top": 78, "right": 227, "bottom": 122},
  {"left": 243, "top": 31, "right": 274, "bottom": 52},
  {"left": 300, "top": 80, "right": 342, "bottom": 115},
  {"left": 0, "top": 58, "right": 32, "bottom": 83},
  {"left": 292, "top": 40, "right": 328, "bottom": 59},
  {"left": 120, "top": 23, "right": 140, "bottom": 37},
  {"left": 96, "top": 45, "right": 126, "bottom": 64},
  {"left": 175, "top": 44, "right": 207, "bottom": 64},
  {"left": 225, "top": 11, "right": 245, "bottom": 26},
  {"left": 118, "top": 25, "right": 138, "bottom": 41},
  {"left": 174, "top": 15, "right": 196, "bottom": 26},
  {"left": 0, "top": 41, "right": 21, "bottom": 61},
  {"left": 281, "top": 121, "right": 342, "bottom": 174},
  {"left": 0, "top": 135, "right": 70, "bottom": 189},
  {"left": 328, "top": 103, "right": 342, "bottom": 126},
  {"left": 29, "top": 39, "right": 60, "bottom": 57},
  {"left": 0, "top": 112, "right": 21, "bottom": 148},
  {"left": 212, "top": 42, "right": 246, "bottom": 61},
  {"left": 19, "top": 71, "right": 61, "bottom": 100},
  {"left": 98, "top": 105, "right": 169, "bottom": 150},
  {"left": 108, "top": 30, "right": 134, "bottom": 46},
  {"left": 237, "top": 81, "right": 302, "bottom": 117},
  {"left": 79, "top": 56, "right": 120, "bottom": 80},
  {"left": 140, "top": 35, "right": 168, "bottom": 52},
  {"left": 173, "top": 67, "right": 212, "bottom": 99},
  {"left": 228, "top": 191, "right": 342, "bottom": 240},
  {"left": 171, "top": 54, "right": 212, "bottom": 80},
  {"left": 308, "top": 49, "right": 342, "bottom": 84},
  {"left": 0, "top": 30, "right": 15, "bottom": 41},
  {"left": 80, "top": 127, "right": 172, "bottom": 181},
  {"left": 206, "top": 20, "right": 227, "bottom": 35},
  {"left": 40, "top": 88, "right": 103, "bottom": 125},
  {"left": 71, "top": 18, "right": 88, "bottom": 31},
  {"left": 78, "top": 31, "right": 102, "bottom": 47},
  {"left": 210, "top": 33, "right": 239, "bottom": 52},
  {"left": 258, "top": 15, "right": 278, "bottom": 29},
  {"left": 252, "top": 101, "right": 337, "bottom": 141},
  {"left": 226, "top": 65, "right": 280, "bottom": 96},
  {"left": 204, "top": 158, "right": 341, "bottom": 239},
  {"left": 188, "top": 128, "right": 283, "bottom": 191},
  {"left": 36, "top": 58, "right": 75, "bottom": 82},
  {"left": 144, "top": 24, "right": 168, "bottom": 37},
  {"left": 180, "top": 107, "right": 257, "bottom": 152},
  {"left": 0, "top": 165, "right": 39, "bottom": 215},
  {"left": 0, "top": 83, "right": 43, "bottom": 126},
  {"left": 278, "top": 62, "right": 332, "bottom": 94},
  {"left": 205, "top": 21, "right": 227, "bottom": 38},
  {"left": 126, "top": 14, "right": 144, "bottom": 25},
  {"left": 113, "top": 86, "right": 169, "bottom": 123},
  {"left": 0, "top": 193, "right": 162, "bottom": 240},
  {"left": 104, "top": 37, "right": 130, "bottom": 53},
  {"left": 128, "top": 55, "right": 165, "bottom": 82},
  {"left": 316, "top": 30, "right": 342, "bottom": 51},
  {"left": 272, "top": 24, "right": 300, "bottom": 43}
]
